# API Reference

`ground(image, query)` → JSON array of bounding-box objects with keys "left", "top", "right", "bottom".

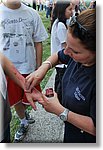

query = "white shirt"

[
  {"left": 51, "top": 19, "right": 67, "bottom": 68},
  {"left": 0, "top": 3, "right": 48, "bottom": 74}
]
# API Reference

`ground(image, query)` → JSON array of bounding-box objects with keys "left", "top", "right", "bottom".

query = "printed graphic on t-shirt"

[
  {"left": 10, "top": 37, "right": 26, "bottom": 63},
  {"left": 0, "top": 17, "right": 33, "bottom": 63}
]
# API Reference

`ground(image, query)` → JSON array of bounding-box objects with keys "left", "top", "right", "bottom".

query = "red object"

[
  {"left": 45, "top": 88, "right": 54, "bottom": 97},
  {"left": 6, "top": 74, "right": 41, "bottom": 106}
]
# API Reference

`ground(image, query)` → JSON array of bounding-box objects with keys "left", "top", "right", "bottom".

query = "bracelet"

[{"left": 42, "top": 61, "right": 52, "bottom": 69}]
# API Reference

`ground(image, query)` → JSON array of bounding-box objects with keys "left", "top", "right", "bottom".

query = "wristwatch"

[{"left": 59, "top": 108, "right": 69, "bottom": 121}]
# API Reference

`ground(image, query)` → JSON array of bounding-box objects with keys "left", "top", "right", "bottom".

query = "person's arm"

[
  {"left": 0, "top": 52, "right": 41, "bottom": 110},
  {"left": 39, "top": 92, "right": 96, "bottom": 136},
  {"left": 66, "top": 110, "right": 96, "bottom": 136},
  {"left": 0, "top": 52, "right": 25, "bottom": 90},
  {"left": 34, "top": 42, "right": 43, "bottom": 69},
  {"left": 25, "top": 52, "right": 59, "bottom": 91}
]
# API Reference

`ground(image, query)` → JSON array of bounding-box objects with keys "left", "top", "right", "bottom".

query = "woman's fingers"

[
  {"left": 25, "top": 77, "right": 33, "bottom": 90},
  {"left": 25, "top": 75, "right": 41, "bottom": 91},
  {"left": 38, "top": 94, "right": 49, "bottom": 105}
]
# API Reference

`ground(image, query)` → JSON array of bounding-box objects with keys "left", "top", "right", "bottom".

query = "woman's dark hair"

[
  {"left": 69, "top": 9, "right": 96, "bottom": 51},
  {"left": 51, "top": 0, "right": 71, "bottom": 28}
]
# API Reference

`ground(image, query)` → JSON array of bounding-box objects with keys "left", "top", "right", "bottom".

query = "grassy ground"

[{"left": 10, "top": 11, "right": 54, "bottom": 142}]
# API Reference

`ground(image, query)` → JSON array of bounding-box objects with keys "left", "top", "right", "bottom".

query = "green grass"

[{"left": 10, "top": 11, "right": 53, "bottom": 142}]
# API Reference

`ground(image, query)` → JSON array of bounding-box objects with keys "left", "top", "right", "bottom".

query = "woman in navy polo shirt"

[{"left": 26, "top": 9, "right": 96, "bottom": 143}]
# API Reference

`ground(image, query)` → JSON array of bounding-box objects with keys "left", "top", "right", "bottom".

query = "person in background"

[
  {"left": 88, "top": 0, "right": 96, "bottom": 9},
  {"left": 26, "top": 8, "right": 96, "bottom": 143},
  {"left": 50, "top": 0, "right": 73, "bottom": 103},
  {"left": 0, "top": 52, "right": 42, "bottom": 143},
  {"left": 0, "top": 0, "right": 48, "bottom": 142},
  {"left": 22, "top": 1, "right": 31, "bottom": 7},
  {"left": 36, "top": 0, "right": 40, "bottom": 11},
  {"left": 40, "top": 0, "right": 44, "bottom": 11},
  {"left": 49, "top": 0, "right": 53, "bottom": 18},
  {"left": 33, "top": 0, "right": 36, "bottom": 10},
  {"left": 45, "top": 0, "right": 50, "bottom": 18},
  {"left": 79, "top": 0, "right": 87, "bottom": 12}
]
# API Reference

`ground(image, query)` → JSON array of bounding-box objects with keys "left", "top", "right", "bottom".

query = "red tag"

[{"left": 45, "top": 88, "right": 54, "bottom": 97}]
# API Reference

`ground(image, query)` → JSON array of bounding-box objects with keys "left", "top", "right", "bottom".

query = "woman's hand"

[
  {"left": 25, "top": 54, "right": 59, "bottom": 92},
  {"left": 38, "top": 92, "right": 65, "bottom": 116},
  {"left": 25, "top": 71, "right": 42, "bottom": 92},
  {"left": 25, "top": 66, "right": 48, "bottom": 92}
]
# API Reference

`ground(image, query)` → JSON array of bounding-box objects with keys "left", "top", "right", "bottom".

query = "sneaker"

[
  {"left": 14, "top": 124, "right": 29, "bottom": 143},
  {"left": 25, "top": 111, "right": 35, "bottom": 124}
]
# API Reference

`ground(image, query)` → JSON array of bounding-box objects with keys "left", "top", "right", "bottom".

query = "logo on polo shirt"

[{"left": 74, "top": 87, "right": 85, "bottom": 101}]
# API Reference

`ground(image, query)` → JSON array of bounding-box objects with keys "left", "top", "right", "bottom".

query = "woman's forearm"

[
  {"left": 46, "top": 53, "right": 60, "bottom": 68},
  {"left": 67, "top": 111, "right": 96, "bottom": 136},
  {"left": 25, "top": 53, "right": 59, "bottom": 93}
]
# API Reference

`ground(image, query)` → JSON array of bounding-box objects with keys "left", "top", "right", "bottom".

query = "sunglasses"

[{"left": 69, "top": 16, "right": 90, "bottom": 41}]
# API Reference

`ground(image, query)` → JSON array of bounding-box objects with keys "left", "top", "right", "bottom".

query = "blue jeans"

[{"left": 46, "top": 7, "right": 50, "bottom": 18}]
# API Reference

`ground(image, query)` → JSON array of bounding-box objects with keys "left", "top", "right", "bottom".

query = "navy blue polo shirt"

[{"left": 58, "top": 50, "right": 96, "bottom": 143}]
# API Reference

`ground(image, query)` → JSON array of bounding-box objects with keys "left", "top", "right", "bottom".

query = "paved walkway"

[{"left": 22, "top": 70, "right": 64, "bottom": 143}]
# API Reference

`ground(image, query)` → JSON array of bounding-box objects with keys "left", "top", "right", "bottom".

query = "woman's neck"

[{"left": 82, "top": 62, "right": 96, "bottom": 67}]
